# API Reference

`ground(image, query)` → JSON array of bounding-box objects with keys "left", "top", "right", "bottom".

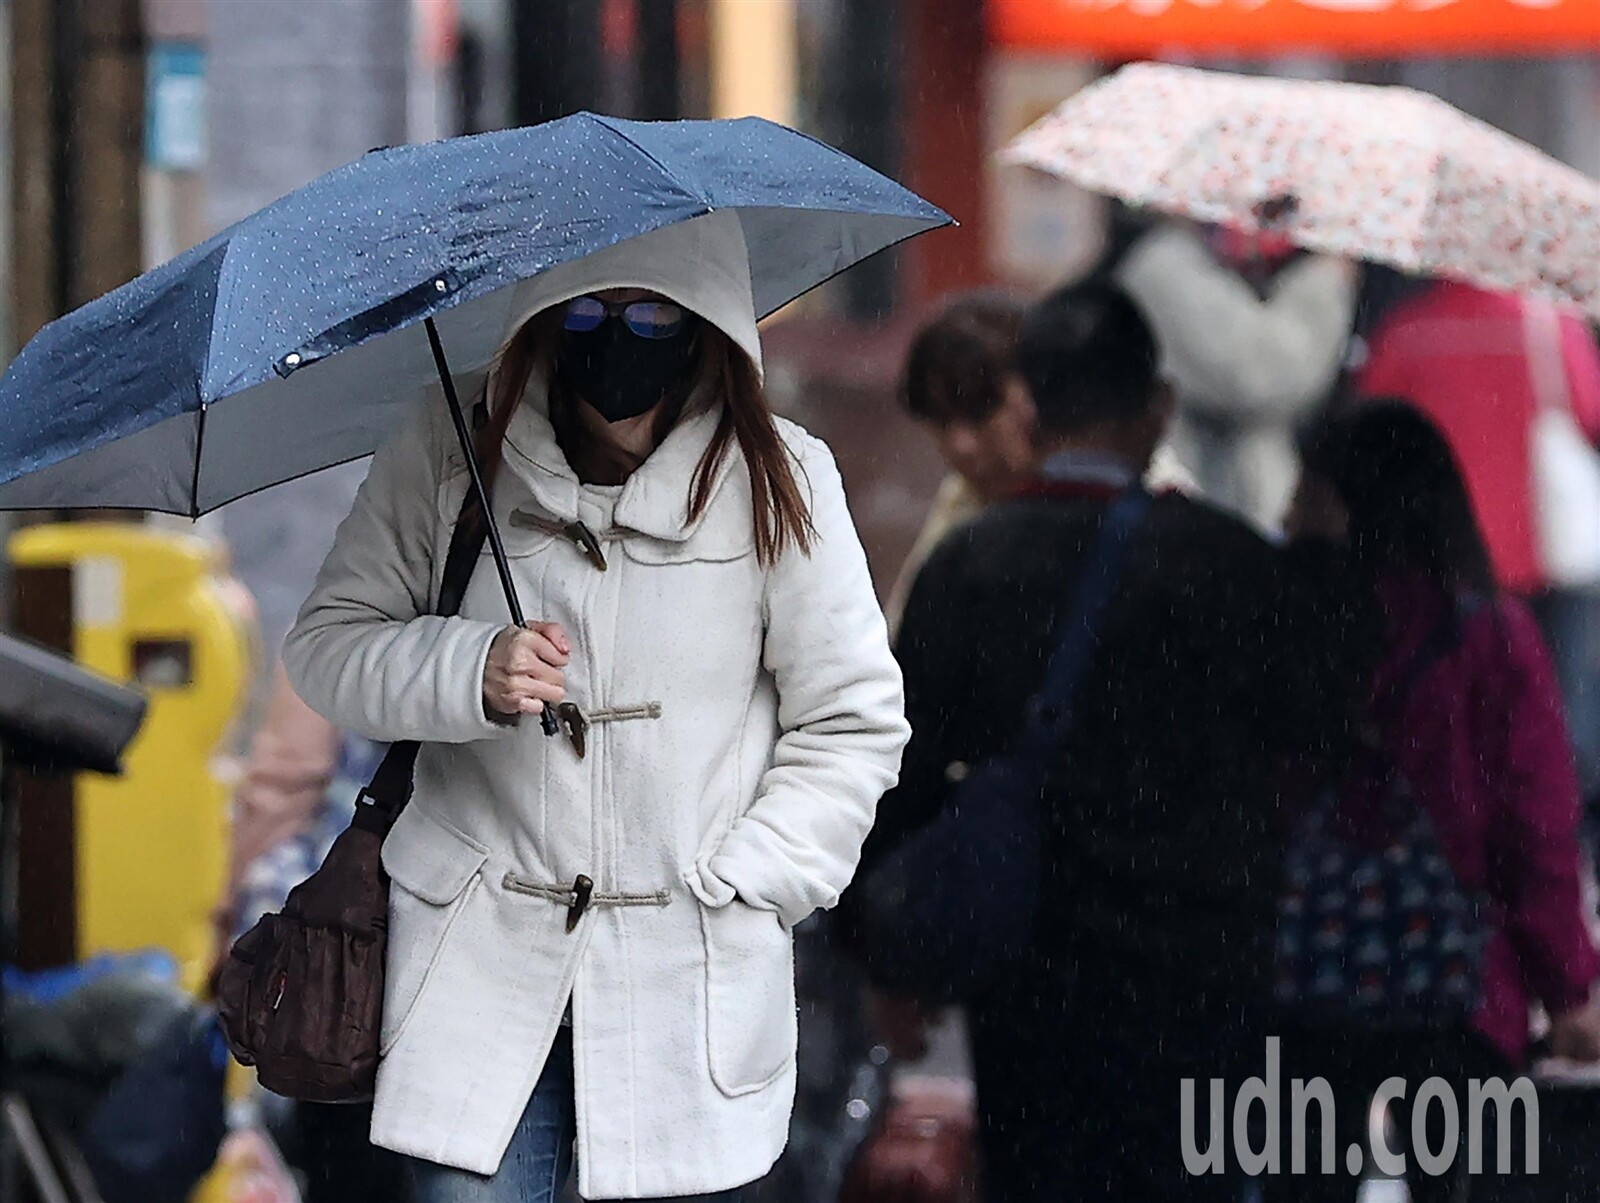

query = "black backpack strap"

[
  {"left": 1012, "top": 486, "right": 1152, "bottom": 763},
  {"left": 355, "top": 398, "right": 494, "bottom": 829},
  {"left": 1339, "top": 589, "right": 1479, "bottom": 829},
  {"left": 1371, "top": 592, "right": 1475, "bottom": 720}
]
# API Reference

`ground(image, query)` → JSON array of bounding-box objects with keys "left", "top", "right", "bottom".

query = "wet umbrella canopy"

[
  {"left": 0, "top": 113, "right": 950, "bottom": 513},
  {"left": 1006, "top": 63, "right": 1600, "bottom": 321}
]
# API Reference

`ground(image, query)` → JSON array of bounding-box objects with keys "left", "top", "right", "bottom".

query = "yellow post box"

[{"left": 8, "top": 522, "right": 255, "bottom": 993}]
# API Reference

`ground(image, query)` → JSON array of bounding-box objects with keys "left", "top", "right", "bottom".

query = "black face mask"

[{"left": 557, "top": 315, "right": 701, "bottom": 424}]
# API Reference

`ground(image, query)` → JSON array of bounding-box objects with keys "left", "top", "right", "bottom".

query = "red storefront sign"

[{"left": 992, "top": 0, "right": 1600, "bottom": 57}]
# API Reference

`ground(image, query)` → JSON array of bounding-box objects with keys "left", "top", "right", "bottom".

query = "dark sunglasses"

[{"left": 562, "top": 295, "right": 691, "bottom": 340}]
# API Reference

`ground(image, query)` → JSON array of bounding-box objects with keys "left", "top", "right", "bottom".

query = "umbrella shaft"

[{"left": 424, "top": 318, "right": 560, "bottom": 738}]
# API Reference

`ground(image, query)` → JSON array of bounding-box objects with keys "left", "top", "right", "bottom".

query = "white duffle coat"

[{"left": 283, "top": 218, "right": 907, "bottom": 1197}]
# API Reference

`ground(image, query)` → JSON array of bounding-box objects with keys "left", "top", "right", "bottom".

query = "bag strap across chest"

[{"left": 1013, "top": 487, "right": 1153, "bottom": 765}]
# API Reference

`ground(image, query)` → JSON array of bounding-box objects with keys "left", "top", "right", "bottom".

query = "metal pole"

[
  {"left": 511, "top": 0, "right": 601, "bottom": 126},
  {"left": 833, "top": 0, "right": 900, "bottom": 319},
  {"left": 636, "top": 0, "right": 681, "bottom": 121},
  {"left": 424, "top": 318, "right": 560, "bottom": 737}
]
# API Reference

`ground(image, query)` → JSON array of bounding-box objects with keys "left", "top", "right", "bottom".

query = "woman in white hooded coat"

[{"left": 282, "top": 212, "right": 908, "bottom": 1201}]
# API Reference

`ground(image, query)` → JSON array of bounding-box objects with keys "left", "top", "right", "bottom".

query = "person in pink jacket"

[
  {"left": 1357, "top": 281, "right": 1600, "bottom": 597},
  {"left": 1357, "top": 279, "right": 1600, "bottom": 801},
  {"left": 1281, "top": 402, "right": 1600, "bottom": 1202}
]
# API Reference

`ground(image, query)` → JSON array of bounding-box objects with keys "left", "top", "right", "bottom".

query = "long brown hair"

[{"left": 477, "top": 310, "right": 813, "bottom": 565}]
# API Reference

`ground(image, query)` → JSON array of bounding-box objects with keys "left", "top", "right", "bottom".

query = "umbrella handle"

[{"left": 425, "top": 318, "right": 560, "bottom": 738}]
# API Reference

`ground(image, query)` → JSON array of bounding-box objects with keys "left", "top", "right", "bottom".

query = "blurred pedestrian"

[
  {"left": 1117, "top": 218, "right": 1357, "bottom": 532},
  {"left": 283, "top": 213, "right": 907, "bottom": 1202},
  {"left": 884, "top": 292, "right": 1033, "bottom": 637},
  {"left": 219, "top": 663, "right": 404, "bottom": 1203},
  {"left": 848, "top": 281, "right": 1369, "bottom": 1202},
  {"left": 841, "top": 292, "right": 1034, "bottom": 1203},
  {"left": 1355, "top": 280, "right": 1600, "bottom": 802},
  {"left": 886, "top": 287, "right": 1193, "bottom": 639},
  {"left": 222, "top": 663, "right": 341, "bottom": 901},
  {"left": 1273, "top": 402, "right": 1600, "bottom": 1203}
]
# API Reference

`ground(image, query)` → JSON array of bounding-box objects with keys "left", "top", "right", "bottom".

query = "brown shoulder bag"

[{"left": 216, "top": 405, "right": 493, "bottom": 1102}]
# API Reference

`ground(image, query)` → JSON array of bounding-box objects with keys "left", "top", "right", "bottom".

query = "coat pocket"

[
  {"left": 379, "top": 807, "right": 489, "bottom": 1056},
  {"left": 699, "top": 898, "right": 796, "bottom": 1096}
]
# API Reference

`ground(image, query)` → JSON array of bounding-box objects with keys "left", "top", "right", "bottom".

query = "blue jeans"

[{"left": 405, "top": 1028, "right": 744, "bottom": 1203}]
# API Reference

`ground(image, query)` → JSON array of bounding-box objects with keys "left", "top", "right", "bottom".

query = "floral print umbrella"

[{"left": 1003, "top": 63, "right": 1600, "bottom": 321}]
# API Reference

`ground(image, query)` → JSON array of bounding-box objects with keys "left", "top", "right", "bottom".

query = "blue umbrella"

[
  {"left": 0, "top": 113, "right": 950, "bottom": 514},
  {"left": 0, "top": 113, "right": 949, "bottom": 737}
]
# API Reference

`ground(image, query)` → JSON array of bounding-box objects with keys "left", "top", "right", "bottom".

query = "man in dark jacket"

[{"left": 850, "top": 282, "right": 1369, "bottom": 1201}]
